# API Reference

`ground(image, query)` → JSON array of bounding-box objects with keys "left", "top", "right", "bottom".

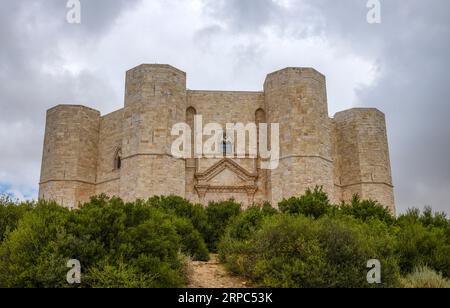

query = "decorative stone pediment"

[{"left": 195, "top": 159, "right": 258, "bottom": 203}]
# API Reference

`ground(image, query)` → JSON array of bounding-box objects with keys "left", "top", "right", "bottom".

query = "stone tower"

[
  {"left": 119, "top": 64, "right": 187, "bottom": 201},
  {"left": 264, "top": 68, "right": 335, "bottom": 204},
  {"left": 39, "top": 105, "right": 100, "bottom": 209},
  {"left": 333, "top": 108, "right": 395, "bottom": 213},
  {"left": 39, "top": 64, "right": 395, "bottom": 213}
]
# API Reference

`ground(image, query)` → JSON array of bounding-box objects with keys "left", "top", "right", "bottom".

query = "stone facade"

[{"left": 39, "top": 64, "right": 395, "bottom": 213}]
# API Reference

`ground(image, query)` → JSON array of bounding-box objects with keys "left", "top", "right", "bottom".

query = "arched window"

[
  {"left": 255, "top": 108, "right": 266, "bottom": 124},
  {"left": 255, "top": 109, "right": 266, "bottom": 158},
  {"left": 222, "top": 134, "right": 233, "bottom": 156},
  {"left": 114, "top": 148, "right": 122, "bottom": 170},
  {"left": 186, "top": 107, "right": 196, "bottom": 159}
]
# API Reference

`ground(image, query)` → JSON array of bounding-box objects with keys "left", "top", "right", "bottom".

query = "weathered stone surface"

[{"left": 39, "top": 64, "right": 395, "bottom": 213}]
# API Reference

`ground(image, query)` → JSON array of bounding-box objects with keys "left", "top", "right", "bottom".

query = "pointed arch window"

[
  {"left": 186, "top": 107, "right": 196, "bottom": 159},
  {"left": 255, "top": 108, "right": 266, "bottom": 159},
  {"left": 114, "top": 148, "right": 122, "bottom": 170}
]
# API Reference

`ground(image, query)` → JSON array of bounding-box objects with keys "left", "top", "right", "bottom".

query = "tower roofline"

[
  {"left": 47, "top": 104, "right": 100, "bottom": 114},
  {"left": 333, "top": 107, "right": 385, "bottom": 119},
  {"left": 265, "top": 67, "right": 325, "bottom": 81},
  {"left": 126, "top": 63, "right": 186, "bottom": 76}
]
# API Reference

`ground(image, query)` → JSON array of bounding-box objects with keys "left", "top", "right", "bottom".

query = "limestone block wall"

[
  {"left": 95, "top": 109, "right": 124, "bottom": 197},
  {"left": 186, "top": 90, "right": 266, "bottom": 205},
  {"left": 333, "top": 108, "right": 395, "bottom": 213},
  {"left": 39, "top": 105, "right": 100, "bottom": 208},
  {"left": 119, "top": 64, "right": 187, "bottom": 201},
  {"left": 264, "top": 68, "right": 335, "bottom": 205}
]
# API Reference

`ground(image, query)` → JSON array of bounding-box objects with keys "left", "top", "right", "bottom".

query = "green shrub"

[
  {"left": 395, "top": 220, "right": 450, "bottom": 278},
  {"left": 0, "top": 201, "right": 74, "bottom": 287},
  {"left": 218, "top": 205, "right": 277, "bottom": 271},
  {"left": 0, "top": 195, "right": 34, "bottom": 242},
  {"left": 339, "top": 195, "right": 394, "bottom": 225},
  {"left": 401, "top": 266, "right": 450, "bottom": 288},
  {"left": 0, "top": 197, "right": 189, "bottom": 288},
  {"left": 395, "top": 208, "right": 450, "bottom": 278},
  {"left": 398, "top": 207, "right": 449, "bottom": 230},
  {"left": 278, "top": 186, "right": 331, "bottom": 219},
  {"left": 218, "top": 236, "right": 255, "bottom": 276},
  {"left": 315, "top": 216, "right": 400, "bottom": 288},
  {"left": 171, "top": 217, "right": 209, "bottom": 261},
  {"left": 2, "top": 189, "right": 449, "bottom": 289},
  {"left": 261, "top": 202, "right": 278, "bottom": 216},
  {"left": 219, "top": 214, "right": 401, "bottom": 288},
  {"left": 145, "top": 196, "right": 210, "bottom": 261},
  {"left": 148, "top": 196, "right": 209, "bottom": 238},
  {"left": 84, "top": 261, "right": 159, "bottom": 288},
  {"left": 226, "top": 206, "right": 274, "bottom": 241},
  {"left": 249, "top": 215, "right": 328, "bottom": 288},
  {"left": 205, "top": 200, "right": 241, "bottom": 251}
]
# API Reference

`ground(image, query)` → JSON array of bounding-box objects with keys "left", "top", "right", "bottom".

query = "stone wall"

[
  {"left": 333, "top": 108, "right": 395, "bottom": 213},
  {"left": 39, "top": 105, "right": 100, "bottom": 208},
  {"left": 264, "top": 68, "right": 335, "bottom": 205},
  {"left": 119, "top": 64, "right": 187, "bottom": 202},
  {"left": 39, "top": 64, "right": 395, "bottom": 212},
  {"left": 186, "top": 90, "right": 265, "bottom": 206},
  {"left": 95, "top": 108, "right": 124, "bottom": 197}
]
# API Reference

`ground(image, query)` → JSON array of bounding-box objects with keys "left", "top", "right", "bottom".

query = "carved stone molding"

[{"left": 194, "top": 159, "right": 258, "bottom": 204}]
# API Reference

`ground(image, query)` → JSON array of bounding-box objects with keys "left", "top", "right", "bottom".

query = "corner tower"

[
  {"left": 120, "top": 64, "right": 187, "bottom": 201},
  {"left": 39, "top": 105, "right": 100, "bottom": 209},
  {"left": 333, "top": 108, "right": 395, "bottom": 213},
  {"left": 264, "top": 68, "right": 335, "bottom": 204}
]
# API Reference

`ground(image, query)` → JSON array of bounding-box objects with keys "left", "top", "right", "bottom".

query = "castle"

[{"left": 39, "top": 64, "right": 395, "bottom": 213}]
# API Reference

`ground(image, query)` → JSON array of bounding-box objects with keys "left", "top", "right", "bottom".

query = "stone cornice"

[{"left": 195, "top": 158, "right": 258, "bottom": 183}]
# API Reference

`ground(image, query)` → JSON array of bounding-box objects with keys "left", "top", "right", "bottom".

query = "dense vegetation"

[{"left": 0, "top": 189, "right": 449, "bottom": 288}]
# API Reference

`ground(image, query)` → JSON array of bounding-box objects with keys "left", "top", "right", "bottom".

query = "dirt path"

[{"left": 188, "top": 255, "right": 250, "bottom": 288}]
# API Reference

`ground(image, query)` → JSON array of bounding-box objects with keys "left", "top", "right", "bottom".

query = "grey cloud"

[
  {"left": 313, "top": 0, "right": 450, "bottom": 214},
  {"left": 202, "top": 0, "right": 281, "bottom": 33},
  {"left": 198, "top": 0, "right": 450, "bottom": 213},
  {"left": 0, "top": 0, "right": 140, "bottom": 198},
  {"left": 0, "top": 0, "right": 141, "bottom": 122}
]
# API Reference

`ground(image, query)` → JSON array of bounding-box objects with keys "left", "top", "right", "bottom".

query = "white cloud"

[{"left": 56, "top": 0, "right": 378, "bottom": 115}]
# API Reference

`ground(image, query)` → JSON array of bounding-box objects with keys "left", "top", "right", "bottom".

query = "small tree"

[
  {"left": 278, "top": 186, "right": 331, "bottom": 219},
  {"left": 339, "top": 195, "right": 395, "bottom": 225}
]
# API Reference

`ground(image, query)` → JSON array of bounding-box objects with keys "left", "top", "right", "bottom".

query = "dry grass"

[{"left": 401, "top": 266, "right": 450, "bottom": 288}]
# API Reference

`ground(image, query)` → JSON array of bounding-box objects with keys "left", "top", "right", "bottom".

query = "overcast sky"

[{"left": 0, "top": 0, "right": 449, "bottom": 214}]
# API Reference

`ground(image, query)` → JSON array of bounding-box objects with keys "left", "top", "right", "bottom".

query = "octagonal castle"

[{"left": 39, "top": 64, "right": 395, "bottom": 213}]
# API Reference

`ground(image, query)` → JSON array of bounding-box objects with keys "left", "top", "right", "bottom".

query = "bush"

[
  {"left": 0, "top": 201, "right": 76, "bottom": 287},
  {"left": 1, "top": 187, "right": 449, "bottom": 288},
  {"left": 339, "top": 195, "right": 395, "bottom": 225},
  {"left": 84, "top": 261, "right": 160, "bottom": 288},
  {"left": 146, "top": 196, "right": 210, "bottom": 261},
  {"left": 395, "top": 212, "right": 450, "bottom": 278},
  {"left": 219, "top": 214, "right": 401, "bottom": 288},
  {"left": 171, "top": 217, "right": 209, "bottom": 261},
  {"left": 148, "top": 196, "right": 209, "bottom": 238},
  {"left": 278, "top": 186, "right": 331, "bottom": 219},
  {"left": 0, "top": 197, "right": 190, "bottom": 288},
  {"left": 401, "top": 266, "right": 450, "bottom": 288},
  {"left": 0, "top": 195, "right": 34, "bottom": 242},
  {"left": 225, "top": 205, "right": 275, "bottom": 241},
  {"left": 205, "top": 200, "right": 241, "bottom": 251},
  {"left": 397, "top": 218, "right": 450, "bottom": 277}
]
